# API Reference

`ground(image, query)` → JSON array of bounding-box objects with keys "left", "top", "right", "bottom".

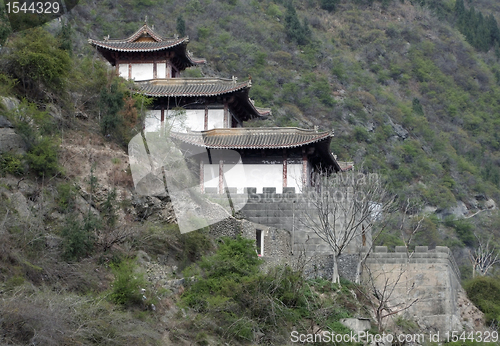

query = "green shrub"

[
  {"left": 464, "top": 276, "right": 500, "bottom": 326},
  {"left": 354, "top": 126, "right": 370, "bottom": 142},
  {"left": 451, "top": 219, "right": 475, "bottom": 247},
  {"left": 109, "top": 259, "right": 147, "bottom": 307},
  {"left": 4, "top": 27, "right": 71, "bottom": 100},
  {"left": 60, "top": 214, "right": 98, "bottom": 261},
  {"left": 321, "top": 0, "right": 339, "bottom": 12},
  {"left": 56, "top": 182, "right": 77, "bottom": 212},
  {"left": 25, "top": 137, "right": 60, "bottom": 177},
  {"left": 0, "top": 153, "right": 25, "bottom": 176}
]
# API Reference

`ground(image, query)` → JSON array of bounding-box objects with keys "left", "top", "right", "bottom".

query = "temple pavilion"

[{"left": 89, "top": 24, "right": 342, "bottom": 194}]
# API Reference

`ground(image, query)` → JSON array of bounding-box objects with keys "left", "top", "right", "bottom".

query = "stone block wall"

[
  {"left": 364, "top": 246, "right": 462, "bottom": 335},
  {"left": 206, "top": 187, "right": 367, "bottom": 258}
]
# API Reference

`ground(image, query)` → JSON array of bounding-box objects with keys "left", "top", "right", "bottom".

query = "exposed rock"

[
  {"left": 484, "top": 198, "right": 496, "bottom": 210},
  {"left": 9, "top": 191, "right": 32, "bottom": 220},
  {"left": 46, "top": 103, "right": 63, "bottom": 120},
  {"left": 391, "top": 122, "right": 409, "bottom": 139},
  {"left": 135, "top": 173, "right": 167, "bottom": 197},
  {"left": 423, "top": 205, "right": 437, "bottom": 214},
  {"left": 0, "top": 96, "right": 19, "bottom": 111},
  {"left": 437, "top": 201, "right": 468, "bottom": 220},
  {"left": 457, "top": 288, "right": 485, "bottom": 332},
  {"left": 0, "top": 128, "right": 26, "bottom": 155},
  {"left": 0, "top": 115, "right": 13, "bottom": 128},
  {"left": 136, "top": 250, "right": 152, "bottom": 265},
  {"left": 340, "top": 317, "right": 371, "bottom": 332}
]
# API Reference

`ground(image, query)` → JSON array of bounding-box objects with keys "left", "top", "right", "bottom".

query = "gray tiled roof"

[
  {"left": 88, "top": 24, "right": 205, "bottom": 64},
  {"left": 89, "top": 38, "right": 188, "bottom": 52},
  {"left": 135, "top": 78, "right": 252, "bottom": 97},
  {"left": 170, "top": 127, "right": 332, "bottom": 149}
]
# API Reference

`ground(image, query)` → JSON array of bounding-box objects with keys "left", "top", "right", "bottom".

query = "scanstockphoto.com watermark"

[{"left": 290, "top": 330, "right": 499, "bottom": 344}]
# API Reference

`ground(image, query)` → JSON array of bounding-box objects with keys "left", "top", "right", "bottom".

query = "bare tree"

[
  {"left": 363, "top": 263, "right": 419, "bottom": 333},
  {"left": 469, "top": 233, "right": 500, "bottom": 278},
  {"left": 361, "top": 200, "right": 424, "bottom": 332},
  {"left": 298, "top": 170, "right": 394, "bottom": 284}
]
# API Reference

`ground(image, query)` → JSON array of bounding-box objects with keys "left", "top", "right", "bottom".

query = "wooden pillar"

[
  {"left": 204, "top": 105, "right": 209, "bottom": 131},
  {"left": 219, "top": 160, "right": 224, "bottom": 194},
  {"left": 283, "top": 149, "right": 287, "bottom": 189},
  {"left": 128, "top": 63, "right": 132, "bottom": 80},
  {"left": 166, "top": 60, "right": 172, "bottom": 78},
  {"left": 302, "top": 149, "right": 308, "bottom": 188},
  {"left": 153, "top": 61, "right": 157, "bottom": 79},
  {"left": 161, "top": 107, "right": 165, "bottom": 123},
  {"left": 223, "top": 101, "right": 229, "bottom": 128},
  {"left": 200, "top": 160, "right": 205, "bottom": 193}
]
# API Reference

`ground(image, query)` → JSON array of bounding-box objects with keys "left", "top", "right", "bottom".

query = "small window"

[{"left": 256, "top": 229, "right": 263, "bottom": 256}]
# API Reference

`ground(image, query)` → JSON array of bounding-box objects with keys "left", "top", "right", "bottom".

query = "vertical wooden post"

[
  {"left": 302, "top": 149, "right": 308, "bottom": 188},
  {"left": 153, "top": 61, "right": 157, "bottom": 79},
  {"left": 166, "top": 60, "right": 172, "bottom": 78},
  {"left": 200, "top": 160, "right": 205, "bottom": 193},
  {"left": 219, "top": 160, "right": 224, "bottom": 194},
  {"left": 204, "top": 105, "right": 209, "bottom": 131},
  {"left": 223, "top": 101, "right": 229, "bottom": 128},
  {"left": 160, "top": 107, "right": 165, "bottom": 134},
  {"left": 128, "top": 63, "right": 132, "bottom": 80},
  {"left": 283, "top": 149, "right": 287, "bottom": 190}
]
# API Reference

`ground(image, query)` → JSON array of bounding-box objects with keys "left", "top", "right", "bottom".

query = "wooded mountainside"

[{"left": 1, "top": 0, "right": 500, "bottom": 344}]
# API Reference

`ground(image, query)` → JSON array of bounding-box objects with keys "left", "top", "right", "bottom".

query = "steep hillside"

[
  {"left": 65, "top": 0, "right": 500, "bottom": 265},
  {"left": 69, "top": 0, "right": 500, "bottom": 207},
  {"left": 2, "top": 0, "right": 500, "bottom": 343}
]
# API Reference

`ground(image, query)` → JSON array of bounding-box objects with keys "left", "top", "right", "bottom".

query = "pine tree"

[
  {"left": 487, "top": 14, "right": 500, "bottom": 46},
  {"left": 176, "top": 15, "right": 186, "bottom": 37},
  {"left": 284, "top": 1, "right": 310, "bottom": 46}
]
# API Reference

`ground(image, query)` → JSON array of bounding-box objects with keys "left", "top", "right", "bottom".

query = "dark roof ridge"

[
  {"left": 197, "top": 127, "right": 332, "bottom": 135},
  {"left": 125, "top": 23, "right": 165, "bottom": 42},
  {"left": 136, "top": 77, "right": 249, "bottom": 85}
]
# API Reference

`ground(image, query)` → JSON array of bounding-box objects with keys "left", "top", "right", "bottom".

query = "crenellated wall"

[
  {"left": 205, "top": 186, "right": 368, "bottom": 258},
  {"left": 205, "top": 189, "right": 464, "bottom": 336}
]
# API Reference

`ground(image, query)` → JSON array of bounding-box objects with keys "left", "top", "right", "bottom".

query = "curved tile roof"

[
  {"left": 88, "top": 38, "right": 188, "bottom": 52},
  {"left": 135, "top": 78, "right": 252, "bottom": 97},
  {"left": 170, "top": 127, "right": 332, "bottom": 149},
  {"left": 88, "top": 24, "right": 206, "bottom": 64}
]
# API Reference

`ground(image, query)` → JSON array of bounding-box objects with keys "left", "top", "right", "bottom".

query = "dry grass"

[{"left": 0, "top": 284, "right": 163, "bottom": 345}]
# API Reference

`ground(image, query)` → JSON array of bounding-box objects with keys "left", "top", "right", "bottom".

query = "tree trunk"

[
  {"left": 355, "top": 259, "right": 362, "bottom": 284},
  {"left": 332, "top": 254, "right": 340, "bottom": 284}
]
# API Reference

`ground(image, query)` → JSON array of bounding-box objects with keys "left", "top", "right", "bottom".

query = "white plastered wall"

[
  {"left": 184, "top": 110, "right": 205, "bottom": 131},
  {"left": 144, "top": 110, "right": 162, "bottom": 132},
  {"left": 131, "top": 63, "right": 154, "bottom": 81},
  {"left": 207, "top": 109, "right": 225, "bottom": 129},
  {"left": 204, "top": 163, "right": 284, "bottom": 193},
  {"left": 287, "top": 164, "right": 303, "bottom": 192},
  {"left": 157, "top": 63, "right": 166, "bottom": 78},
  {"left": 118, "top": 64, "right": 128, "bottom": 79}
]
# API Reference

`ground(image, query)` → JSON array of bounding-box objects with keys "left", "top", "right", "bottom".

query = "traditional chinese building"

[{"left": 89, "top": 23, "right": 341, "bottom": 194}]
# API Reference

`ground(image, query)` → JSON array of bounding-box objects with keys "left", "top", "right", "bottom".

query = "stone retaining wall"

[{"left": 364, "top": 245, "right": 462, "bottom": 335}]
